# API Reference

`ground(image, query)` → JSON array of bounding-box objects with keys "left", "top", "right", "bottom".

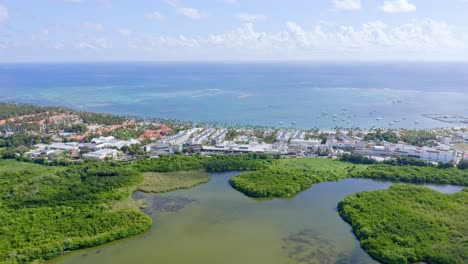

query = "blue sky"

[{"left": 0, "top": 0, "right": 468, "bottom": 61}]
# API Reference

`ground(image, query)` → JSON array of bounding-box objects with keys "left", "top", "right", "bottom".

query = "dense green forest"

[
  {"left": 0, "top": 160, "right": 151, "bottom": 264},
  {"left": 230, "top": 158, "right": 468, "bottom": 198},
  {"left": 338, "top": 185, "right": 468, "bottom": 264},
  {"left": 131, "top": 153, "right": 276, "bottom": 173},
  {"left": 0, "top": 133, "right": 52, "bottom": 148},
  {"left": 0, "top": 153, "right": 279, "bottom": 263},
  {"left": 349, "top": 164, "right": 468, "bottom": 186},
  {"left": 230, "top": 158, "right": 366, "bottom": 197},
  {"left": 229, "top": 166, "right": 347, "bottom": 197},
  {"left": 0, "top": 103, "right": 66, "bottom": 119}
]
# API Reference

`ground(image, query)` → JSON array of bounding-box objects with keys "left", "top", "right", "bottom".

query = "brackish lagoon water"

[
  {"left": 48, "top": 172, "right": 463, "bottom": 264},
  {"left": 1, "top": 62, "right": 468, "bottom": 129}
]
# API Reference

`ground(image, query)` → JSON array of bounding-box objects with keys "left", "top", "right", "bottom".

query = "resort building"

[{"left": 83, "top": 149, "right": 119, "bottom": 160}]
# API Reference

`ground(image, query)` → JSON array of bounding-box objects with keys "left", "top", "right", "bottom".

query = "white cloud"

[
  {"left": 76, "top": 38, "right": 110, "bottom": 49},
  {"left": 118, "top": 28, "right": 132, "bottom": 37},
  {"left": 129, "top": 19, "right": 468, "bottom": 60},
  {"left": 333, "top": 0, "right": 361, "bottom": 11},
  {"left": 0, "top": 5, "right": 9, "bottom": 25},
  {"left": 222, "top": 0, "right": 238, "bottom": 4},
  {"left": 237, "top": 13, "right": 267, "bottom": 23},
  {"left": 145, "top": 11, "right": 163, "bottom": 20},
  {"left": 380, "top": 0, "right": 416, "bottom": 13},
  {"left": 176, "top": 7, "right": 206, "bottom": 19},
  {"left": 83, "top": 21, "right": 104, "bottom": 31}
]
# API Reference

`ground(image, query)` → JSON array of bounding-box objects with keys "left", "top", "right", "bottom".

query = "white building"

[
  {"left": 276, "top": 131, "right": 291, "bottom": 143},
  {"left": 49, "top": 142, "right": 79, "bottom": 151},
  {"left": 91, "top": 136, "right": 140, "bottom": 150},
  {"left": 421, "top": 147, "right": 455, "bottom": 163},
  {"left": 291, "top": 131, "right": 305, "bottom": 140},
  {"left": 162, "top": 128, "right": 200, "bottom": 145},
  {"left": 289, "top": 139, "right": 321, "bottom": 154},
  {"left": 210, "top": 129, "right": 227, "bottom": 145},
  {"left": 83, "top": 149, "right": 119, "bottom": 160},
  {"left": 188, "top": 128, "right": 215, "bottom": 145},
  {"left": 202, "top": 143, "right": 273, "bottom": 154}
]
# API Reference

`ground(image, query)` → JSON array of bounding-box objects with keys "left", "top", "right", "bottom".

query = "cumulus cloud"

[
  {"left": 176, "top": 7, "right": 206, "bottom": 19},
  {"left": 83, "top": 21, "right": 104, "bottom": 31},
  {"left": 333, "top": 0, "right": 361, "bottom": 11},
  {"left": 76, "top": 38, "right": 110, "bottom": 49},
  {"left": 127, "top": 19, "right": 468, "bottom": 60},
  {"left": 380, "top": 0, "right": 416, "bottom": 13},
  {"left": 237, "top": 13, "right": 267, "bottom": 22},
  {"left": 145, "top": 11, "right": 163, "bottom": 20},
  {"left": 0, "top": 4, "right": 9, "bottom": 25}
]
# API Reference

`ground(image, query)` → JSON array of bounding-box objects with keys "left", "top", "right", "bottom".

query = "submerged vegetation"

[
  {"left": 138, "top": 170, "right": 211, "bottom": 193},
  {"left": 338, "top": 185, "right": 468, "bottom": 264}
]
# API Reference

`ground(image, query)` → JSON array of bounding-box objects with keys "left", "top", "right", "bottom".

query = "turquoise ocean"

[{"left": 1, "top": 62, "right": 467, "bottom": 129}]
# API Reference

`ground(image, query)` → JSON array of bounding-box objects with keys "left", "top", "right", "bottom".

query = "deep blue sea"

[{"left": 1, "top": 62, "right": 468, "bottom": 129}]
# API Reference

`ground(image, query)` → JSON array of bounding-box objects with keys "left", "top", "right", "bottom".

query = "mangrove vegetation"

[{"left": 338, "top": 184, "right": 468, "bottom": 264}]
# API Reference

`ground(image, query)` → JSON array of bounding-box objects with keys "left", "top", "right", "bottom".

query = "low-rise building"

[
  {"left": 210, "top": 129, "right": 227, "bottom": 145},
  {"left": 276, "top": 131, "right": 291, "bottom": 143},
  {"left": 49, "top": 142, "right": 79, "bottom": 151},
  {"left": 83, "top": 149, "right": 119, "bottom": 160},
  {"left": 143, "top": 143, "right": 174, "bottom": 155},
  {"left": 91, "top": 136, "right": 140, "bottom": 150},
  {"left": 421, "top": 147, "right": 455, "bottom": 163},
  {"left": 162, "top": 128, "right": 200, "bottom": 145}
]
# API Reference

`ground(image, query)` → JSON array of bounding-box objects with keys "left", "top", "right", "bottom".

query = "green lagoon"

[{"left": 49, "top": 172, "right": 463, "bottom": 264}]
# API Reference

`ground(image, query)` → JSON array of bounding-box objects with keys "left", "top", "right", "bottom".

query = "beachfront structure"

[
  {"left": 162, "top": 128, "right": 200, "bottom": 145},
  {"left": 202, "top": 143, "right": 273, "bottom": 154},
  {"left": 276, "top": 131, "right": 291, "bottom": 143},
  {"left": 421, "top": 147, "right": 455, "bottom": 163},
  {"left": 83, "top": 149, "right": 119, "bottom": 160},
  {"left": 143, "top": 143, "right": 174, "bottom": 155},
  {"left": 210, "top": 129, "right": 227, "bottom": 145},
  {"left": 91, "top": 136, "right": 140, "bottom": 150},
  {"left": 356, "top": 142, "right": 422, "bottom": 158},
  {"left": 48, "top": 142, "right": 80, "bottom": 151},
  {"left": 291, "top": 131, "right": 305, "bottom": 140},
  {"left": 355, "top": 141, "right": 455, "bottom": 163},
  {"left": 327, "top": 133, "right": 356, "bottom": 150},
  {"left": 188, "top": 128, "right": 216, "bottom": 145},
  {"left": 288, "top": 139, "right": 322, "bottom": 155}
]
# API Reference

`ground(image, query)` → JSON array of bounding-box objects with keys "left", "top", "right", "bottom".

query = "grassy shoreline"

[{"left": 137, "top": 170, "right": 211, "bottom": 193}]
